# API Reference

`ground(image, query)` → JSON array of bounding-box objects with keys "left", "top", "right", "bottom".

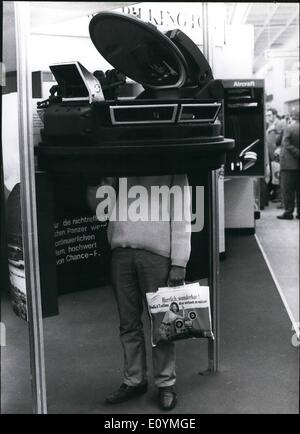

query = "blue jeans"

[{"left": 111, "top": 247, "right": 176, "bottom": 388}]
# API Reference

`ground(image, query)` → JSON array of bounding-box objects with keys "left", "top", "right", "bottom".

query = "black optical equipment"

[{"left": 36, "top": 12, "right": 234, "bottom": 175}]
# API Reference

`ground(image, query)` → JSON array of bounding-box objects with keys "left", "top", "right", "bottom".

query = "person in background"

[
  {"left": 284, "top": 114, "right": 291, "bottom": 127},
  {"left": 276, "top": 115, "right": 290, "bottom": 209},
  {"left": 266, "top": 108, "right": 283, "bottom": 159},
  {"left": 266, "top": 108, "right": 284, "bottom": 202},
  {"left": 277, "top": 110, "right": 299, "bottom": 220}
]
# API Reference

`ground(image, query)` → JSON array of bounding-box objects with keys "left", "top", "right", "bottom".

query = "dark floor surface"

[{"left": 1, "top": 234, "right": 299, "bottom": 414}]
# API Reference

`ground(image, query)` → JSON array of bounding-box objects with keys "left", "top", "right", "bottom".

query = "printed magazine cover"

[{"left": 146, "top": 283, "right": 214, "bottom": 346}]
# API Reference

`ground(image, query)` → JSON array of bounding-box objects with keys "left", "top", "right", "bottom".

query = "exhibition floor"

[
  {"left": 255, "top": 202, "right": 299, "bottom": 324},
  {"left": 1, "top": 234, "right": 299, "bottom": 414}
]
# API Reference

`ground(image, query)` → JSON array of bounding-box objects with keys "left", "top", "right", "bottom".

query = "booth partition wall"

[{"left": 1, "top": 2, "right": 299, "bottom": 415}]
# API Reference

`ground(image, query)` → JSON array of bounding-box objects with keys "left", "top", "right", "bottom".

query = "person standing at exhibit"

[
  {"left": 87, "top": 175, "right": 191, "bottom": 410},
  {"left": 277, "top": 110, "right": 299, "bottom": 220}
]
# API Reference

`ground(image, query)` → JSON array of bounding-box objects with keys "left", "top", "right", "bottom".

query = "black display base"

[
  {"left": 35, "top": 138, "right": 234, "bottom": 176},
  {"left": 225, "top": 228, "right": 255, "bottom": 236}
]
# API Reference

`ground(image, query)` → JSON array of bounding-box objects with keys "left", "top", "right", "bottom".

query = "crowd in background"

[{"left": 261, "top": 107, "right": 299, "bottom": 220}]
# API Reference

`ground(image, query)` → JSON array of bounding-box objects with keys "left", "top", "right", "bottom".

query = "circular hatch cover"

[{"left": 89, "top": 12, "right": 188, "bottom": 89}]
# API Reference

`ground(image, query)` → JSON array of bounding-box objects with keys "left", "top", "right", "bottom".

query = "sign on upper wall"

[
  {"left": 120, "top": 3, "right": 203, "bottom": 45},
  {"left": 122, "top": 5, "right": 202, "bottom": 30},
  {"left": 120, "top": 3, "right": 226, "bottom": 47}
]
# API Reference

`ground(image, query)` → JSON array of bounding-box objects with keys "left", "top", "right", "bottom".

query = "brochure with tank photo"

[{"left": 146, "top": 282, "right": 214, "bottom": 346}]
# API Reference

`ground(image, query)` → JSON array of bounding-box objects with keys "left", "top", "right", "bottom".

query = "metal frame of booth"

[{"left": 14, "top": 1, "right": 222, "bottom": 414}]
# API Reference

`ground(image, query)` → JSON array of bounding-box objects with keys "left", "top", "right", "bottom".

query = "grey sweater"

[{"left": 107, "top": 175, "right": 191, "bottom": 267}]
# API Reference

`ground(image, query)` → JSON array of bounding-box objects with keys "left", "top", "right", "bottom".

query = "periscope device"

[{"left": 38, "top": 12, "right": 228, "bottom": 148}]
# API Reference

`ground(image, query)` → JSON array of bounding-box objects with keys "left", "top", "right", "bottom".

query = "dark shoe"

[
  {"left": 296, "top": 215, "right": 299, "bottom": 219},
  {"left": 158, "top": 386, "right": 177, "bottom": 410},
  {"left": 277, "top": 213, "right": 293, "bottom": 220},
  {"left": 105, "top": 382, "right": 148, "bottom": 404}
]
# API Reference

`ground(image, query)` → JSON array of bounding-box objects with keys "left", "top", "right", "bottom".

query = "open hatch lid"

[{"left": 89, "top": 12, "right": 188, "bottom": 90}]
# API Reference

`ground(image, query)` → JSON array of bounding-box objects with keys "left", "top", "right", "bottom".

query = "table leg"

[{"left": 199, "top": 170, "right": 220, "bottom": 375}]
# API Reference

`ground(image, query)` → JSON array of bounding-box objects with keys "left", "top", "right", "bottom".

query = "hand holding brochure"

[{"left": 146, "top": 282, "right": 214, "bottom": 347}]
